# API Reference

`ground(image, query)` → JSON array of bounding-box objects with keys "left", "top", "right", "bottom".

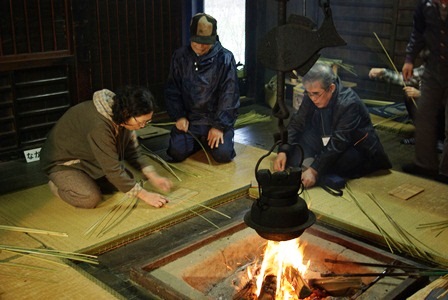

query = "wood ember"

[
  {"left": 233, "top": 279, "right": 258, "bottom": 300},
  {"left": 233, "top": 275, "right": 279, "bottom": 300},
  {"left": 258, "top": 274, "right": 277, "bottom": 300},
  {"left": 234, "top": 270, "right": 314, "bottom": 300},
  {"left": 283, "top": 266, "right": 312, "bottom": 298}
]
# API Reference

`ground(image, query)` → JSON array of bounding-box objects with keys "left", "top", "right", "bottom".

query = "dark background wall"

[
  {"left": 252, "top": 0, "right": 419, "bottom": 102},
  {"left": 0, "top": 0, "right": 419, "bottom": 160}
]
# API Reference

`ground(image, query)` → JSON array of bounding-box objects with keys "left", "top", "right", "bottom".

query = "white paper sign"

[{"left": 24, "top": 147, "right": 41, "bottom": 163}]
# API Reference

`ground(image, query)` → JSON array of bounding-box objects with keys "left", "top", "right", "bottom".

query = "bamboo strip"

[
  {"left": 0, "top": 245, "right": 98, "bottom": 264},
  {"left": 140, "top": 144, "right": 182, "bottom": 181},
  {"left": 0, "top": 225, "right": 68, "bottom": 237},
  {"left": 187, "top": 130, "right": 212, "bottom": 166},
  {"left": 373, "top": 32, "right": 418, "bottom": 109}
]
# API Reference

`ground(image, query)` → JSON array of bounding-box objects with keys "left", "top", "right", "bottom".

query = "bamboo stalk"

[
  {"left": 373, "top": 32, "right": 418, "bottom": 109},
  {"left": 140, "top": 144, "right": 182, "bottom": 181},
  {"left": 367, "top": 192, "right": 441, "bottom": 261},
  {"left": 417, "top": 220, "right": 448, "bottom": 229},
  {"left": 167, "top": 162, "right": 201, "bottom": 178},
  {"left": 0, "top": 245, "right": 98, "bottom": 264},
  {"left": 167, "top": 193, "right": 230, "bottom": 227},
  {"left": 84, "top": 193, "right": 138, "bottom": 238},
  {"left": 188, "top": 209, "right": 220, "bottom": 229},
  {"left": 98, "top": 196, "right": 139, "bottom": 237},
  {"left": 372, "top": 113, "right": 408, "bottom": 128},
  {"left": 187, "top": 130, "right": 212, "bottom": 166},
  {"left": 195, "top": 203, "right": 231, "bottom": 219},
  {"left": 2, "top": 249, "right": 70, "bottom": 267},
  {"left": 345, "top": 187, "right": 399, "bottom": 253},
  {"left": 0, "top": 225, "right": 68, "bottom": 237}
]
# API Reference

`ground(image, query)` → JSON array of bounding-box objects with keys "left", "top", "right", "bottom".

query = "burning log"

[
  {"left": 283, "top": 266, "right": 312, "bottom": 298},
  {"left": 233, "top": 279, "right": 258, "bottom": 300},
  {"left": 258, "top": 274, "right": 276, "bottom": 300},
  {"left": 233, "top": 269, "right": 312, "bottom": 300}
]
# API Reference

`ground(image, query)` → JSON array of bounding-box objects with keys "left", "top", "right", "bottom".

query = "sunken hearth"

[{"left": 130, "top": 222, "right": 429, "bottom": 300}]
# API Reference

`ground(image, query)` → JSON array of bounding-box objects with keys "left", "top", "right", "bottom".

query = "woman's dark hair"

[{"left": 111, "top": 86, "right": 154, "bottom": 124}]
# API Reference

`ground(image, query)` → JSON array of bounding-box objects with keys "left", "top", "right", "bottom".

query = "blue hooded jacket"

[{"left": 165, "top": 41, "right": 240, "bottom": 131}]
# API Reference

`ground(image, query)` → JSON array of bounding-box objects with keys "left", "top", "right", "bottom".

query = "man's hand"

[
  {"left": 368, "top": 68, "right": 385, "bottom": 79},
  {"left": 403, "top": 86, "right": 421, "bottom": 98},
  {"left": 175, "top": 117, "right": 189, "bottom": 132},
  {"left": 402, "top": 62, "right": 414, "bottom": 82},
  {"left": 301, "top": 167, "right": 318, "bottom": 188},
  {"left": 273, "top": 152, "right": 287, "bottom": 171},
  {"left": 137, "top": 189, "right": 169, "bottom": 208},
  {"left": 207, "top": 128, "right": 224, "bottom": 149}
]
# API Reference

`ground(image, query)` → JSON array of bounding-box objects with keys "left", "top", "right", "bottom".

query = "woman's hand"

[
  {"left": 138, "top": 189, "right": 169, "bottom": 208},
  {"left": 144, "top": 171, "right": 173, "bottom": 193},
  {"left": 301, "top": 167, "right": 318, "bottom": 188},
  {"left": 273, "top": 152, "right": 287, "bottom": 171}
]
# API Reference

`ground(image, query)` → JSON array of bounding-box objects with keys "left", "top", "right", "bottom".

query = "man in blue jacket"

[
  {"left": 165, "top": 13, "right": 240, "bottom": 163},
  {"left": 274, "top": 63, "right": 391, "bottom": 188}
]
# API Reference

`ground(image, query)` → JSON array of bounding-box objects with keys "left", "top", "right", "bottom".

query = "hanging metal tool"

[{"left": 258, "top": 0, "right": 346, "bottom": 146}]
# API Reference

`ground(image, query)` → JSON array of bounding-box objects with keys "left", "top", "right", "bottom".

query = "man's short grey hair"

[{"left": 302, "top": 62, "right": 336, "bottom": 90}]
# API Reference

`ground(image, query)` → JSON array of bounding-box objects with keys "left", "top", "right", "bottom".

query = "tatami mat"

[
  {"left": 0, "top": 143, "right": 272, "bottom": 299},
  {"left": 0, "top": 256, "right": 121, "bottom": 300},
  {"left": 370, "top": 113, "right": 415, "bottom": 136},
  {"left": 1, "top": 142, "right": 447, "bottom": 298},
  {"left": 0, "top": 143, "right": 271, "bottom": 254},
  {"left": 302, "top": 169, "right": 448, "bottom": 266}
]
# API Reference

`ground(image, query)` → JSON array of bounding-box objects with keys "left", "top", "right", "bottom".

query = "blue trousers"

[
  {"left": 287, "top": 126, "right": 370, "bottom": 179},
  {"left": 167, "top": 124, "right": 236, "bottom": 163}
]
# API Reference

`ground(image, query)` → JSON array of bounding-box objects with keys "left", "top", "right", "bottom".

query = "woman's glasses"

[{"left": 133, "top": 116, "right": 152, "bottom": 127}]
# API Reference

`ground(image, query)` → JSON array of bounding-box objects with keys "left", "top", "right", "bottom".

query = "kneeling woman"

[{"left": 40, "top": 86, "right": 172, "bottom": 208}]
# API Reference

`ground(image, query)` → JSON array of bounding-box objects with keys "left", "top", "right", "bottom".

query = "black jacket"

[
  {"left": 406, "top": 0, "right": 448, "bottom": 68},
  {"left": 165, "top": 41, "right": 240, "bottom": 131},
  {"left": 280, "top": 78, "right": 391, "bottom": 176}
]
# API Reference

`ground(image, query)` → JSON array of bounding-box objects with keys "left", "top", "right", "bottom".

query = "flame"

[{"left": 253, "top": 238, "right": 310, "bottom": 299}]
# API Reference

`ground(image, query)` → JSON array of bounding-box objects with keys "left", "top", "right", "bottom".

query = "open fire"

[
  {"left": 235, "top": 237, "right": 353, "bottom": 300},
  {"left": 248, "top": 238, "right": 311, "bottom": 299},
  {"left": 131, "top": 225, "right": 418, "bottom": 300}
]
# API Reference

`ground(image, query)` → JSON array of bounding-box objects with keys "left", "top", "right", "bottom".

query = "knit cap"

[{"left": 190, "top": 13, "right": 217, "bottom": 44}]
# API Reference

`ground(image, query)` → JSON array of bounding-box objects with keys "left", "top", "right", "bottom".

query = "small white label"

[
  {"left": 24, "top": 147, "right": 41, "bottom": 163},
  {"left": 322, "top": 136, "right": 330, "bottom": 146}
]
